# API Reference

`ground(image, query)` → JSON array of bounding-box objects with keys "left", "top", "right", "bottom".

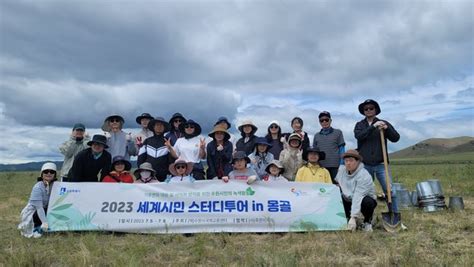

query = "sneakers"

[{"left": 362, "top": 223, "right": 373, "bottom": 232}]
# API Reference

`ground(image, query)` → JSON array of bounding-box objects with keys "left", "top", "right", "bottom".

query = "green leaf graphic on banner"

[
  {"left": 52, "top": 203, "right": 73, "bottom": 211},
  {"left": 49, "top": 213, "right": 70, "bottom": 221},
  {"left": 336, "top": 212, "right": 346, "bottom": 218},
  {"left": 51, "top": 193, "right": 68, "bottom": 208},
  {"left": 246, "top": 187, "right": 255, "bottom": 196}
]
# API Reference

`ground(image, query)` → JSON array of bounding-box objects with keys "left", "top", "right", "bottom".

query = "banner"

[{"left": 47, "top": 181, "right": 348, "bottom": 233}]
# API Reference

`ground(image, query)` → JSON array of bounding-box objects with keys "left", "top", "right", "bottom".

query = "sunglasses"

[
  {"left": 364, "top": 107, "right": 375, "bottom": 111},
  {"left": 319, "top": 118, "right": 330, "bottom": 123},
  {"left": 184, "top": 125, "right": 195, "bottom": 129},
  {"left": 174, "top": 119, "right": 183, "bottom": 123},
  {"left": 110, "top": 119, "right": 121, "bottom": 123},
  {"left": 175, "top": 165, "right": 187, "bottom": 170},
  {"left": 43, "top": 170, "right": 56, "bottom": 175},
  {"left": 270, "top": 125, "right": 279, "bottom": 129}
]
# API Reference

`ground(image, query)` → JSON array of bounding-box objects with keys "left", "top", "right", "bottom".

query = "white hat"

[{"left": 41, "top": 162, "right": 57, "bottom": 173}]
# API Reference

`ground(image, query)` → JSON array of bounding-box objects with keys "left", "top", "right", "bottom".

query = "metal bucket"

[
  {"left": 416, "top": 181, "right": 435, "bottom": 198},
  {"left": 396, "top": 189, "right": 412, "bottom": 209},
  {"left": 448, "top": 196, "right": 464, "bottom": 210},
  {"left": 428, "top": 179, "right": 443, "bottom": 196},
  {"left": 411, "top": 190, "right": 419, "bottom": 207}
]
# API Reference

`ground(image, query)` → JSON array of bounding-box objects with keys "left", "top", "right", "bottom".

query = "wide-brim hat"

[
  {"left": 135, "top": 113, "right": 154, "bottom": 125},
  {"left": 265, "top": 160, "right": 285, "bottom": 174},
  {"left": 87, "top": 134, "right": 109, "bottom": 148},
  {"left": 342, "top": 149, "right": 363, "bottom": 161},
  {"left": 254, "top": 137, "right": 273, "bottom": 149},
  {"left": 232, "top": 151, "right": 250, "bottom": 164},
  {"left": 358, "top": 99, "right": 381, "bottom": 115},
  {"left": 134, "top": 162, "right": 156, "bottom": 177},
  {"left": 111, "top": 156, "right": 132, "bottom": 171},
  {"left": 101, "top": 114, "right": 125, "bottom": 131},
  {"left": 148, "top": 117, "right": 171, "bottom": 133},
  {"left": 179, "top": 119, "right": 202, "bottom": 136},
  {"left": 287, "top": 133, "right": 302, "bottom": 146},
  {"left": 238, "top": 120, "right": 258, "bottom": 133},
  {"left": 302, "top": 147, "right": 326, "bottom": 161},
  {"left": 169, "top": 113, "right": 186, "bottom": 124},
  {"left": 208, "top": 125, "right": 231, "bottom": 140},
  {"left": 214, "top": 116, "right": 231, "bottom": 129},
  {"left": 168, "top": 158, "right": 194, "bottom": 176}
]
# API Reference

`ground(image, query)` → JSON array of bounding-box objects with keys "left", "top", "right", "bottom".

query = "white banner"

[{"left": 47, "top": 181, "right": 347, "bottom": 233}]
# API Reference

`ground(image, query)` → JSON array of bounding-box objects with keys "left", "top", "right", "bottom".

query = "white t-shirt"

[{"left": 173, "top": 136, "right": 204, "bottom": 163}]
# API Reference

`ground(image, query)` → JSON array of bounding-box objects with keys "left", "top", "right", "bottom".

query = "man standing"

[
  {"left": 313, "top": 111, "right": 345, "bottom": 184},
  {"left": 59, "top": 123, "right": 90, "bottom": 181},
  {"left": 69, "top": 134, "right": 112, "bottom": 182},
  {"left": 354, "top": 99, "right": 400, "bottom": 212}
]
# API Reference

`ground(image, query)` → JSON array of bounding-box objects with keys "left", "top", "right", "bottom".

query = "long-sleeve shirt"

[
  {"left": 206, "top": 140, "right": 233, "bottom": 179},
  {"left": 137, "top": 134, "right": 174, "bottom": 182},
  {"left": 59, "top": 136, "right": 90, "bottom": 178},
  {"left": 249, "top": 152, "right": 274, "bottom": 180},
  {"left": 335, "top": 163, "right": 377, "bottom": 217},
  {"left": 295, "top": 163, "right": 332, "bottom": 183},
  {"left": 106, "top": 131, "right": 137, "bottom": 160},
  {"left": 279, "top": 148, "right": 303, "bottom": 181},
  {"left": 354, "top": 118, "right": 400, "bottom": 165},
  {"left": 313, "top": 127, "right": 345, "bottom": 168}
]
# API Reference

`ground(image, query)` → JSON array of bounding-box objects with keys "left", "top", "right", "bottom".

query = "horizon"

[{"left": 0, "top": 0, "right": 473, "bottom": 164}]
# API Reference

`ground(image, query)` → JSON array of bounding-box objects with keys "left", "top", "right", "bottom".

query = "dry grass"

[{"left": 0, "top": 163, "right": 473, "bottom": 266}]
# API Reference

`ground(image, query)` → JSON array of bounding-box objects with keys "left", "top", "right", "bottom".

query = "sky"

[{"left": 0, "top": 0, "right": 473, "bottom": 164}]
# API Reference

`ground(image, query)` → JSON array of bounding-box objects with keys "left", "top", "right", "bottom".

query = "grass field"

[{"left": 0, "top": 161, "right": 473, "bottom": 266}]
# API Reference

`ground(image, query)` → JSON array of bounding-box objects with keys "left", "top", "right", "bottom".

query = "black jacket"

[
  {"left": 206, "top": 140, "right": 233, "bottom": 179},
  {"left": 236, "top": 135, "right": 258, "bottom": 156},
  {"left": 137, "top": 133, "right": 174, "bottom": 182},
  {"left": 354, "top": 118, "right": 400, "bottom": 165},
  {"left": 69, "top": 148, "right": 112, "bottom": 182}
]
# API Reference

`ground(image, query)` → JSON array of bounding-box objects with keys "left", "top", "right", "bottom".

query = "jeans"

[{"left": 364, "top": 163, "right": 399, "bottom": 212}]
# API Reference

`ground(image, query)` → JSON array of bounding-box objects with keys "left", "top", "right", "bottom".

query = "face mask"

[{"left": 140, "top": 171, "right": 151, "bottom": 178}]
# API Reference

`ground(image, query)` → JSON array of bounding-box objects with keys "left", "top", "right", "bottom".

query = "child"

[
  {"left": 264, "top": 160, "right": 289, "bottom": 182},
  {"left": 279, "top": 133, "right": 303, "bottom": 181},
  {"left": 165, "top": 158, "right": 195, "bottom": 183},
  {"left": 249, "top": 137, "right": 274, "bottom": 180},
  {"left": 223, "top": 151, "right": 258, "bottom": 185},
  {"left": 295, "top": 147, "right": 332, "bottom": 183},
  {"left": 102, "top": 156, "right": 134, "bottom": 183},
  {"left": 18, "top": 162, "right": 57, "bottom": 238},
  {"left": 134, "top": 162, "right": 159, "bottom": 183}
]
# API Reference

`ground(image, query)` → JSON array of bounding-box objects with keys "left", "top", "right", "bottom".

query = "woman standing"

[
  {"left": 265, "top": 120, "right": 284, "bottom": 160},
  {"left": 102, "top": 114, "right": 137, "bottom": 160},
  {"left": 236, "top": 120, "right": 258, "bottom": 155},
  {"left": 165, "top": 113, "right": 186, "bottom": 146},
  {"left": 206, "top": 125, "right": 233, "bottom": 180}
]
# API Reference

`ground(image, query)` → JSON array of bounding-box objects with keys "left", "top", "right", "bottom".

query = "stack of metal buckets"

[{"left": 415, "top": 179, "right": 446, "bottom": 212}]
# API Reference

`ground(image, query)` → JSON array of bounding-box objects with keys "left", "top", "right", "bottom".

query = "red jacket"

[{"left": 102, "top": 171, "right": 134, "bottom": 183}]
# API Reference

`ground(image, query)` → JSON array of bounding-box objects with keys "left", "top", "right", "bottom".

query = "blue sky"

[{"left": 0, "top": 0, "right": 473, "bottom": 164}]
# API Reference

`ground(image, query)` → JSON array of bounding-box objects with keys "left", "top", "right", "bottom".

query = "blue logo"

[
  {"left": 59, "top": 187, "right": 67, "bottom": 195},
  {"left": 58, "top": 187, "right": 80, "bottom": 195}
]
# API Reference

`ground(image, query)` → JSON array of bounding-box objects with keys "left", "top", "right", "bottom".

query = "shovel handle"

[{"left": 380, "top": 129, "right": 392, "bottom": 204}]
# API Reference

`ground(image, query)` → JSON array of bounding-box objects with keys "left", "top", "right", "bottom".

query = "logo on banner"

[
  {"left": 59, "top": 187, "right": 81, "bottom": 195},
  {"left": 290, "top": 188, "right": 308, "bottom": 197}
]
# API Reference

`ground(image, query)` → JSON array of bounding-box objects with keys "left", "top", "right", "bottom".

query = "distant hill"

[
  {"left": 0, "top": 161, "right": 138, "bottom": 172},
  {"left": 390, "top": 136, "right": 474, "bottom": 158}
]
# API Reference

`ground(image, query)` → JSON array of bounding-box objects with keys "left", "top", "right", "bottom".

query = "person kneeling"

[
  {"left": 102, "top": 156, "right": 134, "bottom": 183},
  {"left": 222, "top": 151, "right": 258, "bottom": 185},
  {"left": 295, "top": 147, "right": 332, "bottom": 183},
  {"left": 335, "top": 149, "right": 377, "bottom": 232},
  {"left": 165, "top": 158, "right": 195, "bottom": 183}
]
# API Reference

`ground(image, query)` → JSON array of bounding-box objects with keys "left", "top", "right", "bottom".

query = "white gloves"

[
  {"left": 247, "top": 175, "right": 257, "bottom": 185},
  {"left": 347, "top": 217, "right": 357, "bottom": 232},
  {"left": 104, "top": 132, "right": 111, "bottom": 138},
  {"left": 217, "top": 144, "right": 224, "bottom": 151},
  {"left": 222, "top": 176, "right": 229, "bottom": 183},
  {"left": 41, "top": 223, "right": 49, "bottom": 232}
]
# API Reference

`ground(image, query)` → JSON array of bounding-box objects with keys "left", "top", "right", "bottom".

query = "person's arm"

[
  {"left": 59, "top": 137, "right": 76, "bottom": 157},
  {"left": 338, "top": 145, "right": 346, "bottom": 165},
  {"left": 294, "top": 167, "right": 304, "bottom": 182},
  {"left": 323, "top": 169, "right": 332, "bottom": 184},
  {"left": 206, "top": 144, "right": 216, "bottom": 179},
  {"left": 350, "top": 172, "right": 375, "bottom": 217},
  {"left": 199, "top": 138, "right": 206, "bottom": 159},
  {"left": 354, "top": 121, "right": 376, "bottom": 141},
  {"left": 384, "top": 121, "right": 400, "bottom": 143},
  {"left": 70, "top": 153, "right": 83, "bottom": 182},
  {"left": 127, "top": 136, "right": 137, "bottom": 156},
  {"left": 100, "top": 154, "right": 112, "bottom": 181}
]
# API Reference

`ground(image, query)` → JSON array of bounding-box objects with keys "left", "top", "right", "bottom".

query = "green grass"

[
  {"left": 1, "top": 162, "right": 473, "bottom": 266},
  {"left": 391, "top": 151, "right": 474, "bottom": 164}
]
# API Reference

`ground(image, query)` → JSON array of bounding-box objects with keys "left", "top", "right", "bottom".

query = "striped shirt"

[{"left": 313, "top": 128, "right": 345, "bottom": 168}]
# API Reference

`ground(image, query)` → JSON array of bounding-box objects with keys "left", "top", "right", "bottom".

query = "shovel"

[{"left": 379, "top": 128, "right": 401, "bottom": 232}]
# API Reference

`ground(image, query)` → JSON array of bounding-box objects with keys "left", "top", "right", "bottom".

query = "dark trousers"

[
  {"left": 33, "top": 207, "right": 48, "bottom": 227},
  {"left": 342, "top": 196, "right": 377, "bottom": 223},
  {"left": 325, "top": 167, "right": 339, "bottom": 184}
]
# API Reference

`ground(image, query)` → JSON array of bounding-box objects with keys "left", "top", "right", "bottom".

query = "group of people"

[{"left": 19, "top": 99, "right": 400, "bottom": 237}]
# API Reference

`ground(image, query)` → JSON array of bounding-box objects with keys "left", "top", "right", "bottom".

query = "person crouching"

[
  {"left": 102, "top": 156, "right": 134, "bottom": 183},
  {"left": 165, "top": 158, "right": 195, "bottom": 183},
  {"left": 295, "top": 147, "right": 332, "bottom": 183},
  {"left": 222, "top": 151, "right": 258, "bottom": 185},
  {"left": 134, "top": 163, "right": 159, "bottom": 184},
  {"left": 335, "top": 149, "right": 377, "bottom": 232},
  {"left": 264, "top": 160, "right": 289, "bottom": 182},
  {"left": 18, "top": 162, "right": 57, "bottom": 238}
]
